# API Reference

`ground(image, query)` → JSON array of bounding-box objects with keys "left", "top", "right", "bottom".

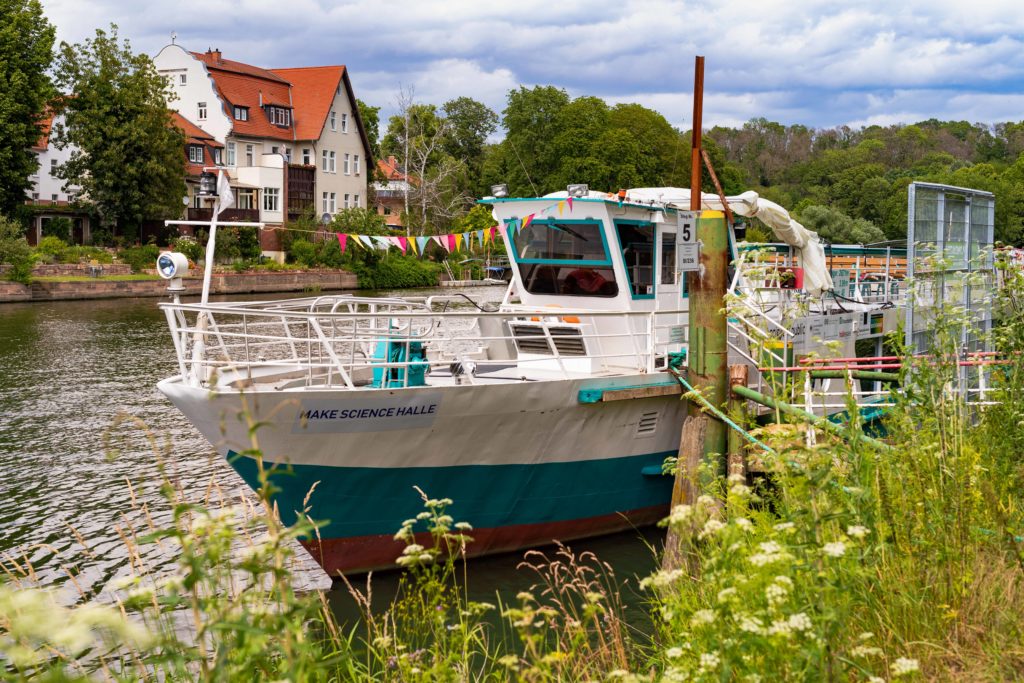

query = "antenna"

[{"left": 170, "top": 31, "right": 177, "bottom": 45}]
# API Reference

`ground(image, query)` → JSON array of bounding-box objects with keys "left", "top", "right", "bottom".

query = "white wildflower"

[
  {"left": 436, "top": 514, "right": 454, "bottom": 526},
  {"left": 401, "top": 543, "right": 425, "bottom": 555},
  {"left": 666, "top": 646, "right": 684, "bottom": 659},
  {"left": 891, "top": 657, "right": 920, "bottom": 676},
  {"left": 774, "top": 575, "right": 793, "bottom": 588},
  {"left": 698, "top": 652, "right": 721, "bottom": 672},
  {"left": 668, "top": 504, "right": 693, "bottom": 525},
  {"left": 822, "top": 541, "right": 846, "bottom": 558},
  {"left": 416, "top": 511, "right": 432, "bottom": 520},
  {"left": 773, "top": 522, "right": 795, "bottom": 532},
  {"left": 690, "top": 609, "right": 715, "bottom": 626},
  {"left": 738, "top": 615, "right": 765, "bottom": 635},
  {"left": 697, "top": 494, "right": 716, "bottom": 508},
  {"left": 640, "top": 569, "right": 683, "bottom": 590},
  {"left": 787, "top": 612, "right": 812, "bottom": 632},
  {"left": 850, "top": 645, "right": 883, "bottom": 657},
  {"left": 716, "top": 587, "right": 738, "bottom": 604},
  {"left": 847, "top": 525, "right": 870, "bottom": 539},
  {"left": 454, "top": 522, "right": 473, "bottom": 531},
  {"left": 765, "top": 582, "right": 788, "bottom": 607},
  {"left": 868, "top": 678, "right": 885, "bottom": 683},
  {"left": 759, "top": 541, "right": 781, "bottom": 554},
  {"left": 727, "top": 472, "right": 746, "bottom": 484},
  {"left": 730, "top": 483, "right": 752, "bottom": 497},
  {"left": 734, "top": 517, "right": 753, "bottom": 531},
  {"left": 767, "top": 619, "right": 792, "bottom": 637},
  {"left": 699, "top": 519, "right": 726, "bottom": 539}
]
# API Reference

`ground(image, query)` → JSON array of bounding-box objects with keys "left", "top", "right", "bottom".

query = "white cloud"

[{"left": 39, "top": 0, "right": 1024, "bottom": 130}]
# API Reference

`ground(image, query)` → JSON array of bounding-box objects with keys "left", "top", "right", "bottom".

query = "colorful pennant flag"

[
  {"left": 522, "top": 213, "right": 535, "bottom": 230},
  {"left": 558, "top": 200, "right": 565, "bottom": 216},
  {"left": 359, "top": 235, "right": 374, "bottom": 250},
  {"left": 417, "top": 235, "right": 431, "bottom": 255},
  {"left": 454, "top": 233, "right": 464, "bottom": 251},
  {"left": 336, "top": 232, "right": 347, "bottom": 253},
  {"left": 566, "top": 197, "right": 574, "bottom": 212}
]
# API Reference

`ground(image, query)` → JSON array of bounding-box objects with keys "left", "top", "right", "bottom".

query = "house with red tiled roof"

[
  {"left": 154, "top": 42, "right": 373, "bottom": 259},
  {"left": 22, "top": 109, "right": 92, "bottom": 245},
  {"left": 373, "top": 155, "right": 415, "bottom": 229}
]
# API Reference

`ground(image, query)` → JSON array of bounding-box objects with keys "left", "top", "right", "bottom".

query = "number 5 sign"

[{"left": 676, "top": 211, "right": 699, "bottom": 272}]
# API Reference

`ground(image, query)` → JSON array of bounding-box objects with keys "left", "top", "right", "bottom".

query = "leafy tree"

[
  {"left": 330, "top": 206, "right": 388, "bottom": 235},
  {"left": 797, "top": 204, "right": 886, "bottom": 245},
  {"left": 441, "top": 97, "right": 497, "bottom": 170},
  {"left": 0, "top": 0, "right": 54, "bottom": 216},
  {"left": 0, "top": 214, "right": 33, "bottom": 282},
  {"left": 500, "top": 85, "right": 571, "bottom": 195},
  {"left": 356, "top": 99, "right": 381, "bottom": 161},
  {"left": 52, "top": 25, "right": 185, "bottom": 241}
]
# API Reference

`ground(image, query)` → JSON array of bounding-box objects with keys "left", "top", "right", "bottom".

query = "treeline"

[{"left": 382, "top": 85, "right": 1024, "bottom": 245}]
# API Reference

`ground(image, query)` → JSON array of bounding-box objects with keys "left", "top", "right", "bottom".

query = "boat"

[{"left": 156, "top": 185, "right": 910, "bottom": 575}]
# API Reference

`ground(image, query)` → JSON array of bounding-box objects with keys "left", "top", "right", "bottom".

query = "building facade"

[
  {"left": 24, "top": 112, "right": 91, "bottom": 245},
  {"left": 372, "top": 155, "right": 413, "bottom": 230},
  {"left": 153, "top": 43, "right": 373, "bottom": 259}
]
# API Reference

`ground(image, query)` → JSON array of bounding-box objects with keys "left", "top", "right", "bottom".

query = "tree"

[
  {"left": 441, "top": 97, "right": 497, "bottom": 168},
  {"left": 0, "top": 214, "right": 33, "bottom": 283},
  {"left": 356, "top": 99, "right": 380, "bottom": 161},
  {"left": 52, "top": 26, "right": 185, "bottom": 241},
  {"left": 0, "top": 0, "right": 54, "bottom": 216},
  {"left": 796, "top": 204, "right": 886, "bottom": 245}
]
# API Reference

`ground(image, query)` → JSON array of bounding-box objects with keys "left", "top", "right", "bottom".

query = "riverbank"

[{"left": 0, "top": 268, "right": 359, "bottom": 303}]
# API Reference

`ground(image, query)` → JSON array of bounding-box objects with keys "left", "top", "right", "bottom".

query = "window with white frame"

[
  {"left": 188, "top": 145, "right": 204, "bottom": 163},
  {"left": 263, "top": 187, "right": 279, "bottom": 212},
  {"left": 354, "top": 193, "right": 360, "bottom": 207},
  {"left": 322, "top": 192, "right": 329, "bottom": 214},
  {"left": 302, "top": 148, "right": 311, "bottom": 165},
  {"left": 51, "top": 193, "right": 58, "bottom": 202},
  {"left": 226, "top": 142, "right": 236, "bottom": 166},
  {"left": 49, "top": 159, "right": 57, "bottom": 175},
  {"left": 343, "top": 153, "right": 350, "bottom": 175},
  {"left": 179, "top": 73, "right": 187, "bottom": 86},
  {"left": 330, "top": 110, "right": 337, "bottom": 131},
  {"left": 322, "top": 150, "right": 329, "bottom": 171},
  {"left": 354, "top": 154, "right": 360, "bottom": 175},
  {"left": 213, "top": 148, "right": 222, "bottom": 165},
  {"left": 341, "top": 113, "right": 348, "bottom": 133},
  {"left": 267, "top": 106, "right": 290, "bottom": 126},
  {"left": 237, "top": 189, "right": 255, "bottom": 210},
  {"left": 193, "top": 193, "right": 201, "bottom": 209},
  {"left": 344, "top": 193, "right": 350, "bottom": 209},
  {"left": 245, "top": 144, "right": 254, "bottom": 166},
  {"left": 198, "top": 102, "right": 207, "bottom": 120},
  {"left": 233, "top": 106, "right": 248, "bottom": 121},
  {"left": 329, "top": 192, "right": 336, "bottom": 213},
  {"left": 329, "top": 151, "right": 336, "bottom": 173},
  {"left": 283, "top": 147, "right": 291, "bottom": 162}
]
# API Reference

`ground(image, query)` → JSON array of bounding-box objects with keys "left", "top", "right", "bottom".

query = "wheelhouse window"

[
  {"left": 661, "top": 233, "right": 676, "bottom": 285},
  {"left": 511, "top": 219, "right": 618, "bottom": 297},
  {"left": 615, "top": 221, "right": 656, "bottom": 298}
]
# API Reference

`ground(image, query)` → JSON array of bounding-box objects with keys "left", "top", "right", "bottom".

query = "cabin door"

[{"left": 656, "top": 225, "right": 688, "bottom": 348}]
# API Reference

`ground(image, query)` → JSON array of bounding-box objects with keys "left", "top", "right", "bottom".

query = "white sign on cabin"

[{"left": 676, "top": 211, "right": 699, "bottom": 272}]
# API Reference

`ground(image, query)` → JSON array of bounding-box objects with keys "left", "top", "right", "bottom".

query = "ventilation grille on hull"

[{"left": 637, "top": 411, "right": 659, "bottom": 435}]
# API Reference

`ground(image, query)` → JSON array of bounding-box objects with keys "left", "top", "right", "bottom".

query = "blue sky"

[{"left": 41, "top": 0, "right": 1024, "bottom": 133}]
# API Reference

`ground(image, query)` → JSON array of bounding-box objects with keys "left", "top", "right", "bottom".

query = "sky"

[{"left": 40, "top": 0, "right": 1024, "bottom": 135}]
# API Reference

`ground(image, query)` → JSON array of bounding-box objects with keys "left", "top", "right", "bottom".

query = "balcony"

[{"left": 187, "top": 207, "right": 260, "bottom": 222}]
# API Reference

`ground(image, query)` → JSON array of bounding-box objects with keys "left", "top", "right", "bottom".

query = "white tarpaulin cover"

[{"left": 626, "top": 187, "right": 834, "bottom": 297}]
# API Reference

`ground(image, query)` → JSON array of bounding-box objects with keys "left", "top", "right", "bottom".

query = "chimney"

[{"left": 207, "top": 47, "right": 222, "bottom": 63}]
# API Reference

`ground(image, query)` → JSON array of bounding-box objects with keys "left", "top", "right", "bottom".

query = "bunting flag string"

[{"left": 322, "top": 226, "right": 508, "bottom": 258}]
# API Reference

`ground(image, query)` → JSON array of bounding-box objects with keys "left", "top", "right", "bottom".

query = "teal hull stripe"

[{"left": 228, "top": 451, "right": 675, "bottom": 538}]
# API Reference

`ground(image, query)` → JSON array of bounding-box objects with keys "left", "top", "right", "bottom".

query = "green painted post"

[{"left": 687, "top": 210, "right": 730, "bottom": 473}]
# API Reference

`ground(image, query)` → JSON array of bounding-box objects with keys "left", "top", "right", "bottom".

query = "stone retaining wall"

[
  {"left": 0, "top": 263, "right": 133, "bottom": 276},
  {"left": 0, "top": 270, "right": 358, "bottom": 303}
]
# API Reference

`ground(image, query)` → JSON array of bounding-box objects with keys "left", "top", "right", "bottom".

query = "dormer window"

[
  {"left": 188, "top": 145, "right": 204, "bottom": 163},
  {"left": 233, "top": 106, "right": 248, "bottom": 121},
  {"left": 266, "top": 106, "right": 291, "bottom": 127}
]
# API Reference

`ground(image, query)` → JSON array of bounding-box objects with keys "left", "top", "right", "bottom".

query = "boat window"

[
  {"left": 512, "top": 220, "right": 609, "bottom": 262},
  {"left": 616, "top": 221, "right": 655, "bottom": 298},
  {"left": 510, "top": 219, "right": 618, "bottom": 297},
  {"left": 661, "top": 233, "right": 676, "bottom": 285}
]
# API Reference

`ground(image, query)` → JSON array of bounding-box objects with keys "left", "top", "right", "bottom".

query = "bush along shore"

[{"left": 2, "top": 274, "right": 1023, "bottom": 680}]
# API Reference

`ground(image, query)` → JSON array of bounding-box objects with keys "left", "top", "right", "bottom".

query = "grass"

[{"left": 2, "top": 267, "right": 1023, "bottom": 680}]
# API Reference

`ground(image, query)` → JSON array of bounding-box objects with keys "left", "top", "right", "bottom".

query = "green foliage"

[
  {"left": 116, "top": 243, "right": 159, "bottom": 273},
  {"left": 356, "top": 98, "right": 380, "bottom": 160},
  {"left": 352, "top": 255, "right": 440, "bottom": 290},
  {"left": 0, "top": 0, "right": 54, "bottom": 216},
  {"left": 330, "top": 206, "right": 388, "bottom": 235},
  {"left": 0, "top": 214, "right": 33, "bottom": 283},
  {"left": 171, "top": 235, "right": 203, "bottom": 263},
  {"left": 52, "top": 25, "right": 186, "bottom": 240},
  {"left": 40, "top": 216, "right": 71, "bottom": 242},
  {"left": 796, "top": 204, "right": 887, "bottom": 244},
  {"left": 450, "top": 204, "right": 495, "bottom": 235},
  {"left": 34, "top": 235, "right": 67, "bottom": 262}
]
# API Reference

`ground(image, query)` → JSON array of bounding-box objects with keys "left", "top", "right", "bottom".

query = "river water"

[{"left": 0, "top": 288, "right": 660, "bottom": 622}]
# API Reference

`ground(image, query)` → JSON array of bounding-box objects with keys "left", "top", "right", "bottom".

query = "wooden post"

[{"left": 663, "top": 414, "right": 707, "bottom": 570}]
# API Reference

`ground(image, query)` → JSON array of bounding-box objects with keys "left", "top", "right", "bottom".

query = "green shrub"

[
  {"left": 56, "top": 245, "right": 113, "bottom": 264},
  {"left": 355, "top": 255, "right": 440, "bottom": 289},
  {"left": 36, "top": 236, "right": 68, "bottom": 260},
  {"left": 116, "top": 243, "right": 161, "bottom": 273},
  {"left": 288, "top": 239, "right": 317, "bottom": 267},
  {"left": 0, "top": 215, "right": 33, "bottom": 284},
  {"left": 41, "top": 216, "right": 72, "bottom": 242},
  {"left": 172, "top": 235, "right": 203, "bottom": 263}
]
